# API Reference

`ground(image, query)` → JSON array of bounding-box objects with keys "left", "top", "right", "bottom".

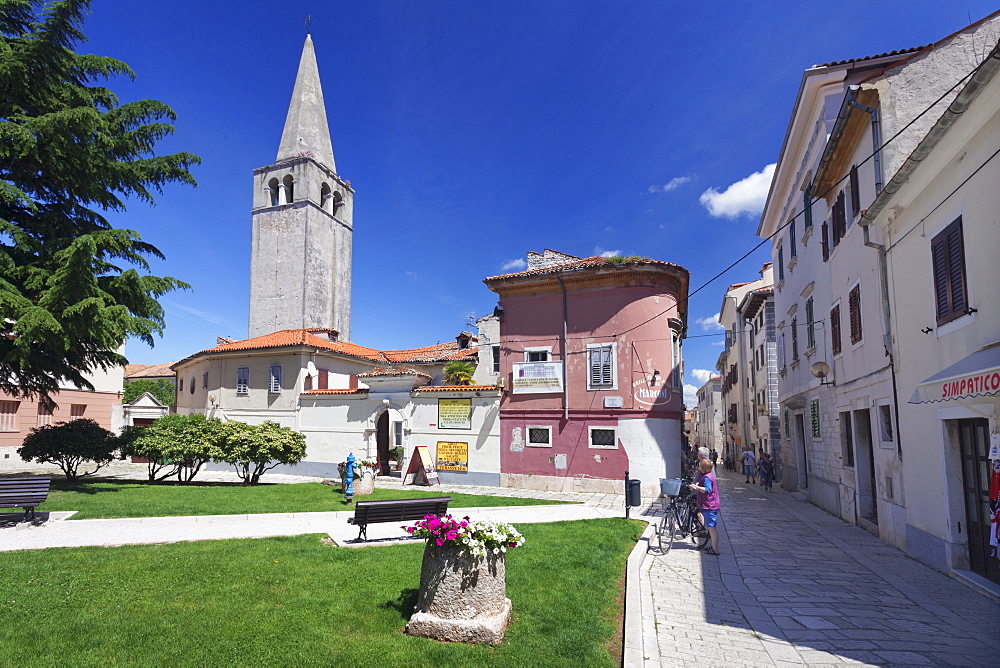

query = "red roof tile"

[
  {"left": 485, "top": 255, "right": 687, "bottom": 282},
  {"left": 125, "top": 362, "right": 176, "bottom": 378},
  {"left": 301, "top": 388, "right": 368, "bottom": 395},
  {"left": 725, "top": 281, "right": 754, "bottom": 292},
  {"left": 357, "top": 367, "right": 432, "bottom": 379},
  {"left": 412, "top": 384, "right": 500, "bottom": 393}
]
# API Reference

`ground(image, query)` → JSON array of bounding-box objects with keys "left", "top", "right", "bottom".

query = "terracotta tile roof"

[
  {"left": 725, "top": 281, "right": 754, "bottom": 292},
  {"left": 125, "top": 362, "right": 176, "bottom": 378},
  {"left": 814, "top": 45, "right": 927, "bottom": 69},
  {"left": 412, "top": 384, "right": 500, "bottom": 393},
  {"left": 174, "top": 329, "right": 480, "bottom": 369},
  {"left": 357, "top": 367, "right": 432, "bottom": 379},
  {"left": 301, "top": 388, "right": 368, "bottom": 395},
  {"left": 484, "top": 255, "right": 687, "bottom": 282}
]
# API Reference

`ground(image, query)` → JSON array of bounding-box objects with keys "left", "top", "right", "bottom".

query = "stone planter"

[
  {"left": 405, "top": 542, "right": 511, "bottom": 644},
  {"left": 350, "top": 471, "right": 375, "bottom": 496}
]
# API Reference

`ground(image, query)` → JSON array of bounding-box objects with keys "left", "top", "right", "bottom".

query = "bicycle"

[{"left": 654, "top": 478, "right": 710, "bottom": 553}]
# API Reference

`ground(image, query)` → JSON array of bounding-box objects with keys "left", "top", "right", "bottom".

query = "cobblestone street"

[{"left": 639, "top": 470, "right": 1000, "bottom": 666}]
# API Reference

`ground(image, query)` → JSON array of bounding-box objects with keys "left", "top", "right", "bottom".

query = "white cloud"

[
  {"left": 164, "top": 301, "right": 226, "bottom": 326},
  {"left": 595, "top": 248, "right": 622, "bottom": 258},
  {"left": 699, "top": 163, "right": 776, "bottom": 219},
  {"left": 683, "top": 383, "right": 699, "bottom": 407},
  {"left": 500, "top": 258, "right": 527, "bottom": 272},
  {"left": 405, "top": 270, "right": 419, "bottom": 281},
  {"left": 710, "top": 340, "right": 724, "bottom": 346},
  {"left": 689, "top": 368, "right": 714, "bottom": 386},
  {"left": 695, "top": 313, "right": 724, "bottom": 331},
  {"left": 648, "top": 176, "right": 691, "bottom": 194}
]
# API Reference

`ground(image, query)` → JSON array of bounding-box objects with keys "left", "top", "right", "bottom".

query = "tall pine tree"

[{"left": 0, "top": 0, "right": 198, "bottom": 404}]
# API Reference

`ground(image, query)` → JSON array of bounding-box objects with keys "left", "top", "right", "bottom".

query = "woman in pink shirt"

[{"left": 689, "top": 458, "right": 721, "bottom": 555}]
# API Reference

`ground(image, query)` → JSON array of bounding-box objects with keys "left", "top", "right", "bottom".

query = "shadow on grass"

[{"left": 381, "top": 588, "right": 419, "bottom": 620}]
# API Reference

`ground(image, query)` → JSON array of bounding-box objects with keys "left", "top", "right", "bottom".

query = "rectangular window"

[
  {"left": 317, "top": 368, "right": 329, "bottom": 390},
  {"left": 525, "top": 348, "right": 550, "bottom": 362},
  {"left": 830, "top": 304, "right": 842, "bottom": 356},
  {"left": 589, "top": 427, "right": 618, "bottom": 449},
  {"left": 849, "top": 165, "right": 860, "bottom": 217},
  {"left": 492, "top": 345, "right": 501, "bottom": 374},
  {"left": 202, "top": 372, "right": 208, "bottom": 390},
  {"left": 931, "top": 217, "right": 968, "bottom": 326},
  {"left": 0, "top": 401, "right": 18, "bottom": 431},
  {"left": 810, "top": 399, "right": 821, "bottom": 438},
  {"left": 527, "top": 425, "right": 552, "bottom": 447},
  {"left": 777, "top": 246, "right": 785, "bottom": 281},
  {"left": 36, "top": 403, "right": 53, "bottom": 428},
  {"left": 393, "top": 421, "right": 404, "bottom": 447},
  {"left": 849, "top": 284, "right": 863, "bottom": 344},
  {"left": 878, "top": 405, "right": 894, "bottom": 442},
  {"left": 777, "top": 331, "right": 786, "bottom": 369},
  {"left": 821, "top": 221, "right": 830, "bottom": 261},
  {"left": 268, "top": 365, "right": 282, "bottom": 394},
  {"left": 789, "top": 220, "right": 797, "bottom": 257},
  {"left": 587, "top": 344, "right": 614, "bottom": 388},
  {"left": 833, "top": 191, "right": 846, "bottom": 245},
  {"left": 178, "top": 378, "right": 184, "bottom": 393},
  {"left": 791, "top": 317, "right": 799, "bottom": 361},
  {"left": 805, "top": 298, "right": 815, "bottom": 350},
  {"left": 840, "top": 411, "right": 855, "bottom": 466},
  {"left": 236, "top": 367, "right": 250, "bottom": 395},
  {"left": 803, "top": 186, "right": 813, "bottom": 229},
  {"left": 70, "top": 404, "right": 86, "bottom": 418}
]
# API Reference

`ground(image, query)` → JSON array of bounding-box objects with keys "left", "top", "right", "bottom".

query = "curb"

[{"left": 623, "top": 520, "right": 656, "bottom": 666}]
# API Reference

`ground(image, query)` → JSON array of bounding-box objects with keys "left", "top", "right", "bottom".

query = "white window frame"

[
  {"left": 526, "top": 425, "right": 552, "bottom": 447},
  {"left": 0, "top": 400, "right": 18, "bottom": 432},
  {"left": 393, "top": 421, "right": 405, "bottom": 447},
  {"left": 588, "top": 426, "right": 618, "bottom": 450},
  {"left": 492, "top": 345, "right": 501, "bottom": 375},
  {"left": 586, "top": 342, "right": 617, "bottom": 390},
  {"left": 524, "top": 346, "right": 552, "bottom": 363},
  {"left": 268, "top": 365, "right": 283, "bottom": 394},
  {"left": 236, "top": 366, "right": 250, "bottom": 396}
]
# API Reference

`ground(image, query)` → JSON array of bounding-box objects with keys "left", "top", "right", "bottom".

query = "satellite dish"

[{"left": 306, "top": 361, "right": 319, "bottom": 378}]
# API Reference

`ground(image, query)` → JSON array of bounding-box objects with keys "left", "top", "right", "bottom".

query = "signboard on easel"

[{"left": 403, "top": 445, "right": 440, "bottom": 485}]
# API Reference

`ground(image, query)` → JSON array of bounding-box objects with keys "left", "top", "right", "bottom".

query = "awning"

[{"left": 909, "top": 346, "right": 1000, "bottom": 404}]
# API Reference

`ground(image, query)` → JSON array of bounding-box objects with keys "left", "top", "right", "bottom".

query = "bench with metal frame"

[
  {"left": 0, "top": 477, "right": 52, "bottom": 522},
  {"left": 347, "top": 496, "right": 452, "bottom": 542}
]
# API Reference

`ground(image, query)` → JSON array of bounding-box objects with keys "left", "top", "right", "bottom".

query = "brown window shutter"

[
  {"left": 849, "top": 285, "right": 862, "bottom": 344},
  {"left": 850, "top": 166, "right": 860, "bottom": 216},
  {"left": 830, "top": 305, "right": 842, "bottom": 356},
  {"left": 931, "top": 233, "right": 950, "bottom": 322},
  {"left": 946, "top": 222, "right": 967, "bottom": 314},
  {"left": 349, "top": 374, "right": 358, "bottom": 389},
  {"left": 318, "top": 368, "right": 329, "bottom": 390},
  {"left": 821, "top": 222, "right": 829, "bottom": 260},
  {"left": 932, "top": 217, "right": 968, "bottom": 325}
]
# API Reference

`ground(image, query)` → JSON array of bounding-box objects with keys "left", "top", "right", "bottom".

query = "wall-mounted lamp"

[
  {"left": 493, "top": 305, "right": 504, "bottom": 318},
  {"left": 810, "top": 361, "right": 835, "bottom": 386}
]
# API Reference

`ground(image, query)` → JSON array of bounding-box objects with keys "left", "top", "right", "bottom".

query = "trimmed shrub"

[{"left": 18, "top": 419, "right": 116, "bottom": 480}]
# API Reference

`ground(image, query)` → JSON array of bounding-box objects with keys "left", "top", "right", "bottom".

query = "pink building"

[{"left": 485, "top": 250, "right": 690, "bottom": 495}]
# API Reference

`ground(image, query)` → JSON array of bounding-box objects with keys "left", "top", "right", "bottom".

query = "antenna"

[{"left": 305, "top": 15, "right": 312, "bottom": 35}]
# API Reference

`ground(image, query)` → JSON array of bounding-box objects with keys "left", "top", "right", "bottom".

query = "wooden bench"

[
  {"left": 347, "top": 496, "right": 451, "bottom": 542},
  {"left": 0, "top": 477, "right": 52, "bottom": 522}
]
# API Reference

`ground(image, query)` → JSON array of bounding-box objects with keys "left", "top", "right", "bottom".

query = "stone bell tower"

[{"left": 248, "top": 34, "right": 353, "bottom": 339}]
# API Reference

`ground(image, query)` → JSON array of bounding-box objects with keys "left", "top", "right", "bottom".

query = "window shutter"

[
  {"left": 833, "top": 192, "right": 846, "bottom": 244},
  {"left": 803, "top": 186, "right": 813, "bottom": 229},
  {"left": 849, "top": 285, "right": 862, "bottom": 344},
  {"left": 932, "top": 235, "right": 949, "bottom": 321},
  {"left": 931, "top": 217, "right": 969, "bottom": 325},
  {"left": 778, "top": 246, "right": 785, "bottom": 281},
  {"left": 268, "top": 365, "right": 282, "bottom": 393},
  {"left": 946, "top": 222, "right": 967, "bottom": 314},
  {"left": 821, "top": 222, "right": 829, "bottom": 261},
  {"left": 805, "top": 298, "right": 815, "bottom": 349},
  {"left": 791, "top": 318, "right": 799, "bottom": 360},
  {"left": 589, "top": 346, "right": 613, "bottom": 387},
  {"left": 318, "top": 368, "right": 329, "bottom": 390},
  {"left": 789, "top": 220, "right": 796, "bottom": 257},
  {"left": 830, "top": 305, "right": 842, "bottom": 356},
  {"left": 849, "top": 165, "right": 860, "bottom": 216}
]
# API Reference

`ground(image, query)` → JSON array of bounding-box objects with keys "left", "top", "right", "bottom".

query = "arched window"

[
  {"left": 332, "top": 191, "right": 343, "bottom": 216},
  {"left": 320, "top": 182, "right": 332, "bottom": 213},
  {"left": 282, "top": 175, "right": 295, "bottom": 203},
  {"left": 267, "top": 178, "right": 280, "bottom": 206}
]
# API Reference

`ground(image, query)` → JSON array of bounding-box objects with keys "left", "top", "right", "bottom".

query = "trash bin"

[{"left": 625, "top": 478, "right": 642, "bottom": 507}]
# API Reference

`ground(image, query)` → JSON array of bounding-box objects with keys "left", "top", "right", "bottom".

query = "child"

[
  {"left": 759, "top": 453, "right": 775, "bottom": 492},
  {"left": 688, "top": 458, "right": 721, "bottom": 555}
]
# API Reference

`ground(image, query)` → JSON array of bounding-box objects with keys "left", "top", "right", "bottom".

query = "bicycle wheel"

[
  {"left": 657, "top": 506, "right": 676, "bottom": 553},
  {"left": 675, "top": 501, "right": 690, "bottom": 537},
  {"left": 690, "top": 511, "right": 710, "bottom": 549}
]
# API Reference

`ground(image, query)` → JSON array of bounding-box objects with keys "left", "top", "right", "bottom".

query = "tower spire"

[{"left": 277, "top": 34, "right": 336, "bottom": 172}]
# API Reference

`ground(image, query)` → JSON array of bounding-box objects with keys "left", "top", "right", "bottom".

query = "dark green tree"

[
  {"left": 123, "top": 378, "right": 176, "bottom": 405},
  {"left": 0, "top": 1, "right": 199, "bottom": 406},
  {"left": 18, "top": 417, "right": 116, "bottom": 480}
]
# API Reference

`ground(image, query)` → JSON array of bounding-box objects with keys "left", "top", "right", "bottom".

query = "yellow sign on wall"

[
  {"left": 436, "top": 441, "right": 469, "bottom": 471},
  {"left": 438, "top": 398, "right": 472, "bottom": 429}
]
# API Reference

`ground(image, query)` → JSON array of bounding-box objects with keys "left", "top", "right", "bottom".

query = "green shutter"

[
  {"left": 784, "top": 409, "right": 790, "bottom": 437},
  {"left": 810, "top": 400, "right": 821, "bottom": 438}
]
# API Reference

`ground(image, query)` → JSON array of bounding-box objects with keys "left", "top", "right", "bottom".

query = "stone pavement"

[{"left": 637, "top": 469, "right": 1000, "bottom": 666}]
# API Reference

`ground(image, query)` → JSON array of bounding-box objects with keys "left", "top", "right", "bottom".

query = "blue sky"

[{"left": 79, "top": 1, "right": 996, "bottom": 404}]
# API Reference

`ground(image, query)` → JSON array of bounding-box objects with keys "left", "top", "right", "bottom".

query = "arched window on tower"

[
  {"left": 267, "top": 178, "right": 280, "bottom": 206},
  {"left": 332, "top": 191, "right": 343, "bottom": 217},
  {"left": 320, "top": 182, "right": 332, "bottom": 213},
  {"left": 282, "top": 175, "right": 295, "bottom": 203}
]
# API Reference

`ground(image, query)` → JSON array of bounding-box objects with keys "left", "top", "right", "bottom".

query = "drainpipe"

[{"left": 556, "top": 275, "right": 569, "bottom": 422}]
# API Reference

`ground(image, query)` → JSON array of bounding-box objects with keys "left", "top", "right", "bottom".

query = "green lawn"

[
  {"left": 36, "top": 480, "right": 572, "bottom": 520},
  {"left": 0, "top": 519, "right": 640, "bottom": 666}
]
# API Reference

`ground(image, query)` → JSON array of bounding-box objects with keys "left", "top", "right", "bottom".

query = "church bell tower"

[{"left": 248, "top": 34, "right": 353, "bottom": 339}]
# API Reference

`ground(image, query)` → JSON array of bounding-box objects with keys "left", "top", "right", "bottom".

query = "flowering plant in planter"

[{"left": 403, "top": 514, "right": 525, "bottom": 559}]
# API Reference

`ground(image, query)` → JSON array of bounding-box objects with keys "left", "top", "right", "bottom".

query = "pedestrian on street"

[
  {"left": 689, "top": 458, "right": 721, "bottom": 555},
  {"left": 709, "top": 448, "right": 718, "bottom": 467},
  {"left": 759, "top": 453, "right": 775, "bottom": 492},
  {"left": 741, "top": 446, "right": 757, "bottom": 484}
]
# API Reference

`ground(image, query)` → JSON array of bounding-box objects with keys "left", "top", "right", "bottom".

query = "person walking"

[
  {"left": 689, "top": 458, "right": 721, "bottom": 555},
  {"left": 709, "top": 448, "right": 718, "bottom": 468},
  {"left": 759, "top": 452, "right": 775, "bottom": 492},
  {"left": 741, "top": 446, "right": 757, "bottom": 484}
]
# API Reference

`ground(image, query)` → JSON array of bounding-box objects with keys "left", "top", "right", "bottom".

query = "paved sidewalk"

[{"left": 639, "top": 470, "right": 1000, "bottom": 666}]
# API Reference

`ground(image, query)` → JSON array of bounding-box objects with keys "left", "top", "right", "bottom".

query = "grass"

[
  {"left": 0, "top": 518, "right": 641, "bottom": 666},
  {"left": 35, "top": 480, "right": 572, "bottom": 520}
]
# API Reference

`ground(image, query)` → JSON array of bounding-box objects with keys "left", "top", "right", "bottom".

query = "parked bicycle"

[{"left": 653, "top": 477, "right": 710, "bottom": 553}]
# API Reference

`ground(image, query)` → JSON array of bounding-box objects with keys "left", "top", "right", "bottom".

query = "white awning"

[{"left": 909, "top": 346, "right": 1000, "bottom": 404}]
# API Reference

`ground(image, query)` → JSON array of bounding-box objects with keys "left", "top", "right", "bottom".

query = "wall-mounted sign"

[
  {"left": 604, "top": 396, "right": 623, "bottom": 408},
  {"left": 436, "top": 441, "right": 468, "bottom": 471},
  {"left": 512, "top": 362, "right": 563, "bottom": 394},
  {"left": 438, "top": 398, "right": 472, "bottom": 429}
]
